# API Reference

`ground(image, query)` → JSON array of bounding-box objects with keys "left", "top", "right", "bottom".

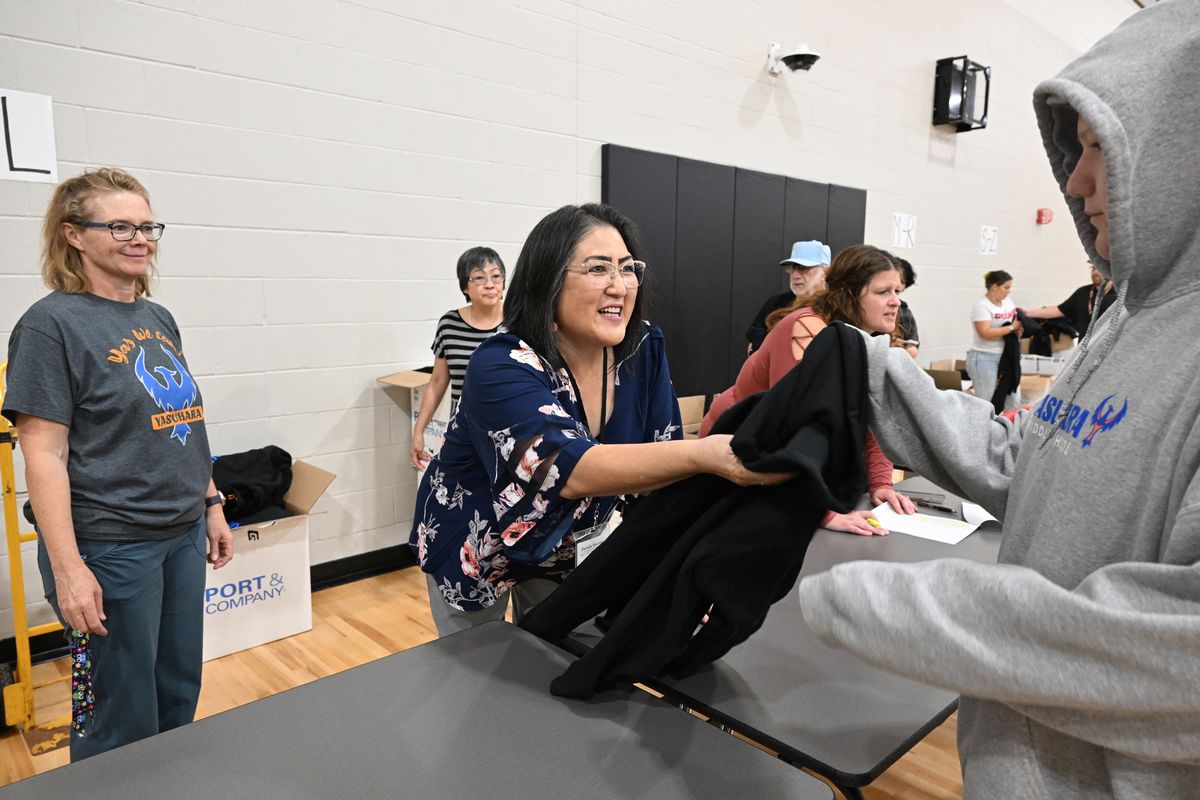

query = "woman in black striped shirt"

[{"left": 411, "top": 247, "right": 506, "bottom": 469}]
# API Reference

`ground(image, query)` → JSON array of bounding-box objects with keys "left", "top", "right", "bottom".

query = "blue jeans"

[
  {"left": 966, "top": 349, "right": 1001, "bottom": 406},
  {"left": 37, "top": 518, "right": 207, "bottom": 761}
]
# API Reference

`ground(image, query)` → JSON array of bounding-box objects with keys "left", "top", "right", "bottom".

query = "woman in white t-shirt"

[{"left": 966, "top": 270, "right": 1022, "bottom": 407}]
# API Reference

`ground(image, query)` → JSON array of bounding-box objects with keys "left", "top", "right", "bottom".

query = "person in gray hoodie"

[{"left": 797, "top": 4, "right": 1200, "bottom": 799}]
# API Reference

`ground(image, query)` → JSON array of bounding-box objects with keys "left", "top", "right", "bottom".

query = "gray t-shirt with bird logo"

[{"left": 4, "top": 291, "right": 212, "bottom": 540}]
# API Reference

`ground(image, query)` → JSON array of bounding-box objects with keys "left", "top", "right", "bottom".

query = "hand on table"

[
  {"left": 827, "top": 509, "right": 889, "bottom": 537},
  {"left": 871, "top": 486, "right": 916, "bottom": 515}
]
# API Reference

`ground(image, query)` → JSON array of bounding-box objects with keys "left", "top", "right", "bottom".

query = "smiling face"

[
  {"left": 62, "top": 191, "right": 156, "bottom": 294},
  {"left": 465, "top": 261, "right": 505, "bottom": 312},
  {"left": 857, "top": 269, "right": 903, "bottom": 334},
  {"left": 1066, "top": 116, "right": 1110, "bottom": 261},
  {"left": 554, "top": 224, "right": 634, "bottom": 353}
]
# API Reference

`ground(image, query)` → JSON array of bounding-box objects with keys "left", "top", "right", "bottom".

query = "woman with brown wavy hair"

[{"left": 699, "top": 244, "right": 917, "bottom": 534}]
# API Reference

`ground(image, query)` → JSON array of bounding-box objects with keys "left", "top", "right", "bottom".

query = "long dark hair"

[
  {"left": 504, "top": 203, "right": 648, "bottom": 368},
  {"left": 766, "top": 244, "right": 900, "bottom": 330}
]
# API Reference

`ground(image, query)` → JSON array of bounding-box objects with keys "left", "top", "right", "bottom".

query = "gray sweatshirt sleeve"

[
  {"left": 862, "top": 334, "right": 1021, "bottom": 519},
  {"left": 797, "top": 543, "right": 1200, "bottom": 763}
]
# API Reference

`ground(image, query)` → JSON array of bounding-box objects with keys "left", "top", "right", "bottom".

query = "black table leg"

[{"left": 833, "top": 784, "right": 866, "bottom": 800}]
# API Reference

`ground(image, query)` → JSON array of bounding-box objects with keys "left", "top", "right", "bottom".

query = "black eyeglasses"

[{"left": 78, "top": 221, "right": 166, "bottom": 242}]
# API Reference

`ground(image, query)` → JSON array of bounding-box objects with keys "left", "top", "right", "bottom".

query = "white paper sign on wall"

[
  {"left": 980, "top": 225, "right": 999, "bottom": 256},
  {"left": 0, "top": 89, "right": 57, "bottom": 183},
  {"left": 892, "top": 213, "right": 917, "bottom": 249}
]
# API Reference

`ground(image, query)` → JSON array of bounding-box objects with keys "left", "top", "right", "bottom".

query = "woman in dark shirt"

[{"left": 410, "top": 203, "right": 786, "bottom": 635}]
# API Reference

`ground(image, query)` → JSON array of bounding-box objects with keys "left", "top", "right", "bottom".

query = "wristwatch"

[{"left": 205, "top": 494, "right": 225, "bottom": 509}]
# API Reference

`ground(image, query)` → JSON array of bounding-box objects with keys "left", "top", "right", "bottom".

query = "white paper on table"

[
  {"left": 961, "top": 501, "right": 997, "bottom": 527},
  {"left": 871, "top": 504, "right": 979, "bottom": 545}
]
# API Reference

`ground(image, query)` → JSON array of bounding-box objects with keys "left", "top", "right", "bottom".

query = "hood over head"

[{"left": 1033, "top": 1, "right": 1200, "bottom": 310}]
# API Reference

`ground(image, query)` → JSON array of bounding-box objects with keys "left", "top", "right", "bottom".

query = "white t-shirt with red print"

[{"left": 970, "top": 296, "right": 1017, "bottom": 353}]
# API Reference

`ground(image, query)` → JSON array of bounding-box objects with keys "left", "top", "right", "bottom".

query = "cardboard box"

[
  {"left": 1021, "top": 333, "right": 1075, "bottom": 355},
  {"left": 379, "top": 368, "right": 452, "bottom": 472},
  {"left": 1050, "top": 332, "right": 1075, "bottom": 352},
  {"left": 1020, "top": 375, "right": 1054, "bottom": 403},
  {"left": 202, "top": 460, "right": 336, "bottom": 661},
  {"left": 1020, "top": 355, "right": 1065, "bottom": 376},
  {"left": 924, "top": 368, "right": 963, "bottom": 391},
  {"left": 678, "top": 395, "right": 706, "bottom": 438}
]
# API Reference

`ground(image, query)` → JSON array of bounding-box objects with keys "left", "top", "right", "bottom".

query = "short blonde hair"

[{"left": 41, "top": 167, "right": 157, "bottom": 296}]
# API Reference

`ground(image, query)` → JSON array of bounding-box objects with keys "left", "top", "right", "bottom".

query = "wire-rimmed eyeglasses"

[{"left": 563, "top": 260, "right": 646, "bottom": 288}]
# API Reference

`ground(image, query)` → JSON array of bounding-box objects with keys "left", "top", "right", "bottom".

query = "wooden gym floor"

[{"left": 0, "top": 567, "right": 962, "bottom": 798}]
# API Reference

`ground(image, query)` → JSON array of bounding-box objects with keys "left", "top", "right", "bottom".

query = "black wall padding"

[
  {"left": 827, "top": 183, "right": 868, "bottom": 258},
  {"left": 730, "top": 169, "right": 787, "bottom": 382},
  {"left": 601, "top": 146, "right": 677, "bottom": 332},
  {"left": 673, "top": 159, "right": 736, "bottom": 394},
  {"left": 601, "top": 144, "right": 866, "bottom": 396},
  {"left": 783, "top": 177, "right": 829, "bottom": 254}
]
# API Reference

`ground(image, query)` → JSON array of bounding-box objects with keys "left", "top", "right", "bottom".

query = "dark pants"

[{"left": 37, "top": 518, "right": 207, "bottom": 761}]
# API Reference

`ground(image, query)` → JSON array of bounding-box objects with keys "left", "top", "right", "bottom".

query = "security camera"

[{"left": 768, "top": 42, "right": 821, "bottom": 75}]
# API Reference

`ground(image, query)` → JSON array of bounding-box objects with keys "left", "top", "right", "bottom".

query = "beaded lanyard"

[{"left": 70, "top": 630, "right": 95, "bottom": 736}]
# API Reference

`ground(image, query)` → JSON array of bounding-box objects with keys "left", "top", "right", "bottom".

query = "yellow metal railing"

[{"left": 1, "top": 359, "right": 68, "bottom": 731}]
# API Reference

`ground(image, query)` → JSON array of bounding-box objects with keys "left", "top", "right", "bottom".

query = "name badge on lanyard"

[{"left": 574, "top": 507, "right": 621, "bottom": 567}]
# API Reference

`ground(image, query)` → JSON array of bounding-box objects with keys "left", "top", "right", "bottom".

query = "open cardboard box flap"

[
  {"left": 283, "top": 461, "right": 336, "bottom": 516},
  {"left": 378, "top": 367, "right": 433, "bottom": 390}
]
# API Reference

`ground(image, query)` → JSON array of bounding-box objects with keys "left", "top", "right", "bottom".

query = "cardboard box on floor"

[
  {"left": 379, "top": 368, "right": 451, "bottom": 473},
  {"left": 678, "top": 395, "right": 706, "bottom": 438},
  {"left": 202, "top": 460, "right": 336, "bottom": 662}
]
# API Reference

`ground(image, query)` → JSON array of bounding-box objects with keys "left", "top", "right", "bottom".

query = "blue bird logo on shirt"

[{"left": 134, "top": 344, "right": 199, "bottom": 445}]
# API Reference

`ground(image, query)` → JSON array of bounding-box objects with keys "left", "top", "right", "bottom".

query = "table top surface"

[
  {"left": 3, "top": 622, "right": 832, "bottom": 800},
  {"left": 604, "top": 476, "right": 1003, "bottom": 786}
]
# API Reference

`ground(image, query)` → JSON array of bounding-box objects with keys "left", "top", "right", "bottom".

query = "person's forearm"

[
  {"left": 24, "top": 450, "right": 82, "bottom": 571},
  {"left": 561, "top": 440, "right": 707, "bottom": 499},
  {"left": 1024, "top": 305, "right": 1063, "bottom": 320},
  {"left": 412, "top": 366, "right": 451, "bottom": 434},
  {"left": 205, "top": 478, "right": 224, "bottom": 520},
  {"left": 980, "top": 326, "right": 1008, "bottom": 340}
]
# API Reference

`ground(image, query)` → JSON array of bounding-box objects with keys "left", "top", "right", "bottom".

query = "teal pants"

[{"left": 37, "top": 518, "right": 207, "bottom": 761}]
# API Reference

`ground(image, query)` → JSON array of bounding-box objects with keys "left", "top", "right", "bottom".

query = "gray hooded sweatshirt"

[{"left": 798, "top": 4, "right": 1200, "bottom": 799}]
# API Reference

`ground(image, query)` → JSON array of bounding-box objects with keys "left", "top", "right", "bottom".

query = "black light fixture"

[{"left": 932, "top": 56, "right": 991, "bottom": 133}]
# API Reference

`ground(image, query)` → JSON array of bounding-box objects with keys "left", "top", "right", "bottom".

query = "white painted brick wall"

[{"left": 0, "top": 0, "right": 1135, "bottom": 637}]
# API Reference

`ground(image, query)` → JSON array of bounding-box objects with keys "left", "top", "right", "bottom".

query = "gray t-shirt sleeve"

[{"left": 3, "top": 323, "right": 74, "bottom": 427}]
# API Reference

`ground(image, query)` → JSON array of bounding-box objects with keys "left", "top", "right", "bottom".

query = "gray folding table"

[
  {"left": 570, "top": 477, "right": 1001, "bottom": 800},
  {"left": 1, "top": 621, "right": 832, "bottom": 800}
]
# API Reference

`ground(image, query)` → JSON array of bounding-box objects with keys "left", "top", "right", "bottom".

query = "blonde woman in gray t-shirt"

[{"left": 2, "top": 168, "right": 233, "bottom": 761}]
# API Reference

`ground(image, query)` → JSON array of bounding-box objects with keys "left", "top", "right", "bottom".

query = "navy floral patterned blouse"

[{"left": 410, "top": 323, "right": 682, "bottom": 612}]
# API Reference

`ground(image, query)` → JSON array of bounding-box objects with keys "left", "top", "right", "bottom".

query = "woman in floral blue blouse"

[{"left": 410, "top": 203, "right": 787, "bottom": 635}]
